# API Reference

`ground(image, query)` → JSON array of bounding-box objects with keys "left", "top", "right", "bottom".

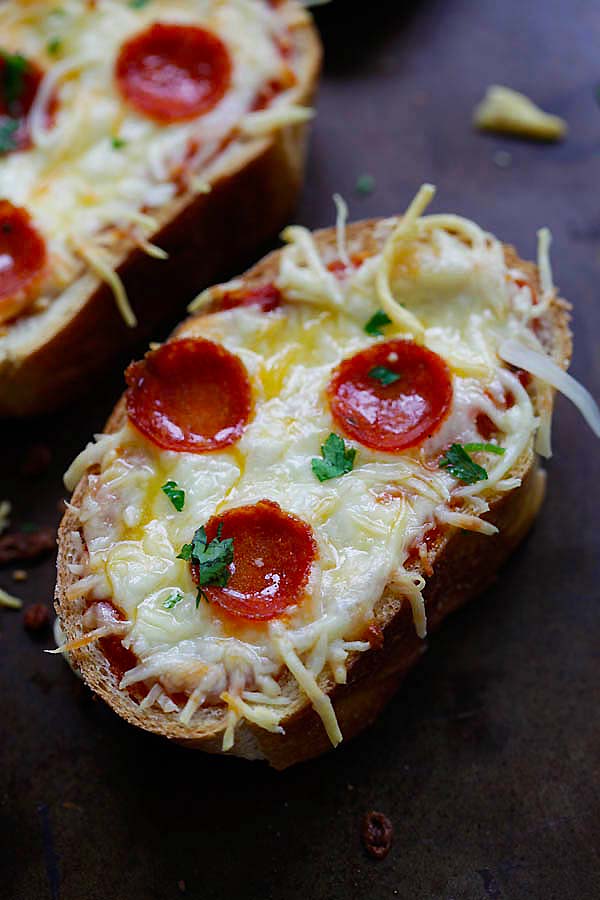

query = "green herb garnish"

[
  {"left": 364, "top": 309, "right": 392, "bottom": 337},
  {"left": 311, "top": 433, "right": 356, "bottom": 482},
  {"left": 356, "top": 173, "right": 376, "bottom": 195},
  {"left": 129, "top": 0, "right": 151, "bottom": 7},
  {"left": 0, "top": 119, "right": 18, "bottom": 154},
  {"left": 161, "top": 480, "right": 185, "bottom": 511},
  {"left": 439, "top": 442, "right": 504, "bottom": 485},
  {"left": 163, "top": 591, "right": 183, "bottom": 610},
  {"left": 111, "top": 136, "right": 126, "bottom": 149},
  {"left": 178, "top": 523, "right": 234, "bottom": 607},
  {"left": 1, "top": 51, "right": 28, "bottom": 113},
  {"left": 463, "top": 442, "right": 506, "bottom": 456},
  {"left": 440, "top": 444, "right": 487, "bottom": 484},
  {"left": 368, "top": 365, "right": 401, "bottom": 386},
  {"left": 47, "top": 37, "right": 62, "bottom": 56}
]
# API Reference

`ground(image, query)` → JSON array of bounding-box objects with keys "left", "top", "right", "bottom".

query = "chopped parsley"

[
  {"left": 0, "top": 119, "right": 18, "bottom": 155},
  {"left": 1, "top": 51, "right": 28, "bottom": 113},
  {"left": 356, "top": 173, "right": 376, "bottom": 195},
  {"left": 161, "top": 480, "right": 185, "bottom": 511},
  {"left": 439, "top": 442, "right": 505, "bottom": 485},
  {"left": 364, "top": 309, "right": 392, "bottom": 337},
  {"left": 111, "top": 136, "right": 126, "bottom": 149},
  {"left": 47, "top": 37, "right": 62, "bottom": 56},
  {"left": 312, "top": 433, "right": 356, "bottom": 482},
  {"left": 163, "top": 591, "right": 183, "bottom": 610},
  {"left": 129, "top": 0, "right": 151, "bottom": 7},
  {"left": 178, "top": 523, "right": 234, "bottom": 607},
  {"left": 368, "top": 365, "right": 401, "bottom": 386}
]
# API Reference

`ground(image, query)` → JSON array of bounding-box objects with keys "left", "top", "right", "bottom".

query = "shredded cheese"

[
  {"left": 132, "top": 235, "right": 169, "bottom": 261},
  {"left": 64, "top": 430, "right": 125, "bottom": 491},
  {"left": 473, "top": 85, "right": 567, "bottom": 141},
  {"left": 0, "top": 501, "right": 10, "bottom": 535},
  {"left": 499, "top": 340, "right": 600, "bottom": 441},
  {"left": 0, "top": 586, "right": 23, "bottom": 610},
  {"left": 221, "top": 691, "right": 285, "bottom": 735},
  {"left": 44, "top": 621, "right": 131, "bottom": 654},
  {"left": 529, "top": 227, "right": 555, "bottom": 319},
  {"left": 388, "top": 569, "right": 428, "bottom": 638},
  {"left": 189, "top": 177, "right": 212, "bottom": 195},
  {"left": 436, "top": 508, "right": 499, "bottom": 536},
  {"left": 45, "top": 621, "right": 129, "bottom": 654},
  {"left": 240, "top": 104, "right": 314, "bottom": 136},
  {"left": 272, "top": 628, "right": 342, "bottom": 746},
  {"left": 139, "top": 682, "right": 164, "bottom": 711},
  {"left": 70, "top": 239, "right": 136, "bottom": 327},
  {"left": 333, "top": 193, "right": 350, "bottom": 268},
  {"left": 188, "top": 278, "right": 245, "bottom": 313},
  {"left": 375, "top": 184, "right": 435, "bottom": 339}
]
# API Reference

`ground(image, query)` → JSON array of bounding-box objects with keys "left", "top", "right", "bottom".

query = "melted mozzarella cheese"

[
  {"left": 0, "top": 0, "right": 307, "bottom": 332},
  {"left": 63, "top": 188, "right": 559, "bottom": 750}
]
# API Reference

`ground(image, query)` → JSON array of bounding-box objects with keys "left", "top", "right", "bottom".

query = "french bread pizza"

[
  {"left": 0, "top": 0, "right": 320, "bottom": 416},
  {"left": 54, "top": 185, "right": 600, "bottom": 769}
]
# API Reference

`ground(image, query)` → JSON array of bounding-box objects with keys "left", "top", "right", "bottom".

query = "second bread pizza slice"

[{"left": 0, "top": 0, "right": 321, "bottom": 415}]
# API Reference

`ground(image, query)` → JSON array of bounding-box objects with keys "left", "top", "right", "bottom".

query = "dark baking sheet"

[{"left": 1, "top": 1, "right": 599, "bottom": 898}]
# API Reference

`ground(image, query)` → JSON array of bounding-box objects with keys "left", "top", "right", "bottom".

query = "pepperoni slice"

[
  {"left": 327, "top": 340, "right": 452, "bottom": 452},
  {"left": 126, "top": 338, "right": 251, "bottom": 453},
  {"left": 219, "top": 283, "right": 281, "bottom": 313},
  {"left": 0, "top": 201, "right": 47, "bottom": 323},
  {"left": 115, "top": 23, "right": 232, "bottom": 123},
  {"left": 193, "top": 500, "right": 317, "bottom": 621},
  {"left": 0, "top": 54, "right": 45, "bottom": 153}
]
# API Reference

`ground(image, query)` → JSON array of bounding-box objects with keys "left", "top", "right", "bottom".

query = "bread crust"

[
  {"left": 55, "top": 220, "right": 572, "bottom": 769},
  {"left": 0, "top": 10, "right": 321, "bottom": 417}
]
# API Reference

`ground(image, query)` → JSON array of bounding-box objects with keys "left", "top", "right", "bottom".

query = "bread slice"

[
  {"left": 54, "top": 217, "right": 572, "bottom": 770},
  {"left": 0, "top": 5, "right": 321, "bottom": 417}
]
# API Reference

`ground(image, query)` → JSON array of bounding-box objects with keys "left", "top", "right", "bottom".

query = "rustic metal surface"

[{"left": 1, "top": 1, "right": 599, "bottom": 897}]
